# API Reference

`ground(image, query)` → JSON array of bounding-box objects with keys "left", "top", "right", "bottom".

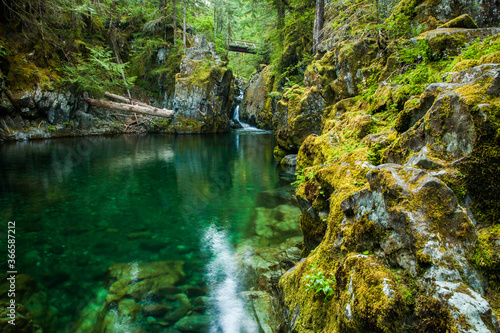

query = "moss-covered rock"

[
  {"left": 416, "top": 27, "right": 500, "bottom": 61},
  {"left": 281, "top": 158, "right": 498, "bottom": 332},
  {"left": 414, "top": 0, "right": 500, "bottom": 28},
  {"left": 438, "top": 14, "right": 479, "bottom": 29},
  {"left": 280, "top": 3, "right": 500, "bottom": 332},
  {"left": 173, "top": 35, "right": 234, "bottom": 133},
  {"left": 480, "top": 51, "right": 500, "bottom": 65},
  {"left": 385, "top": 64, "right": 500, "bottom": 224},
  {"left": 450, "top": 59, "right": 480, "bottom": 72},
  {"left": 274, "top": 85, "right": 326, "bottom": 152}
]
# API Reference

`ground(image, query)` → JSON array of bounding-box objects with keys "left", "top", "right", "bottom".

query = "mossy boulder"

[
  {"left": 438, "top": 14, "right": 479, "bottom": 29},
  {"left": 173, "top": 35, "right": 234, "bottom": 133},
  {"left": 274, "top": 85, "right": 326, "bottom": 152},
  {"left": 481, "top": 51, "right": 500, "bottom": 65},
  {"left": 304, "top": 60, "right": 336, "bottom": 88},
  {"left": 279, "top": 253, "right": 407, "bottom": 332},
  {"left": 281, "top": 159, "right": 498, "bottom": 332},
  {"left": 386, "top": 64, "right": 500, "bottom": 224},
  {"left": 450, "top": 59, "right": 481, "bottom": 72},
  {"left": 414, "top": 0, "right": 500, "bottom": 28},
  {"left": 416, "top": 27, "right": 500, "bottom": 61}
]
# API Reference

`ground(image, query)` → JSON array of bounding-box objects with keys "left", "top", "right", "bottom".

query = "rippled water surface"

[{"left": 0, "top": 133, "right": 299, "bottom": 331}]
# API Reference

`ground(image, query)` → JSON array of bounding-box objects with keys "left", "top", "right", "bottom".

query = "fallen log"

[
  {"left": 104, "top": 91, "right": 153, "bottom": 109},
  {"left": 83, "top": 97, "right": 174, "bottom": 118}
]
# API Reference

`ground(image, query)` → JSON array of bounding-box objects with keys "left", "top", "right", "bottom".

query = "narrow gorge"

[{"left": 1, "top": 0, "right": 500, "bottom": 332}]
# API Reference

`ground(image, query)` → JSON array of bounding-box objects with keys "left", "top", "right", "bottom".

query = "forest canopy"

[{"left": 0, "top": 0, "right": 317, "bottom": 97}]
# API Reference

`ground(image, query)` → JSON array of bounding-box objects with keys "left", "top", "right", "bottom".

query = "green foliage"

[
  {"left": 63, "top": 45, "right": 136, "bottom": 96},
  {"left": 446, "top": 35, "right": 500, "bottom": 71},
  {"left": 0, "top": 46, "right": 8, "bottom": 58},
  {"left": 292, "top": 169, "right": 315, "bottom": 188},
  {"left": 384, "top": 0, "right": 419, "bottom": 38},
  {"left": 385, "top": 40, "right": 447, "bottom": 96},
  {"left": 302, "top": 265, "right": 336, "bottom": 300},
  {"left": 367, "top": 144, "right": 384, "bottom": 166}
]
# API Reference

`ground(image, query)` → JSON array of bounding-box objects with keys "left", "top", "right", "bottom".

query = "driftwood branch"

[
  {"left": 83, "top": 97, "right": 174, "bottom": 118},
  {"left": 104, "top": 91, "right": 154, "bottom": 109}
]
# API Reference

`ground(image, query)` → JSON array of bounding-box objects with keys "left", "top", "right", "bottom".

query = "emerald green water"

[{"left": 0, "top": 133, "right": 298, "bottom": 331}]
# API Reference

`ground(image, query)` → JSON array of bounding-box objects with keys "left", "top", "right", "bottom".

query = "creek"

[{"left": 0, "top": 132, "right": 300, "bottom": 331}]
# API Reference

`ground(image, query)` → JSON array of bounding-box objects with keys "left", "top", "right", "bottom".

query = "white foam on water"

[{"left": 203, "top": 226, "right": 258, "bottom": 333}]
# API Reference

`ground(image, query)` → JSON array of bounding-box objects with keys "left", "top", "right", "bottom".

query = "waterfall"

[
  {"left": 233, "top": 104, "right": 251, "bottom": 129},
  {"left": 203, "top": 226, "right": 257, "bottom": 333},
  {"left": 233, "top": 100, "right": 267, "bottom": 132}
]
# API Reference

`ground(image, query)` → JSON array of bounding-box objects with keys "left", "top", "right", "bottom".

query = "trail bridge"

[{"left": 228, "top": 39, "right": 258, "bottom": 54}]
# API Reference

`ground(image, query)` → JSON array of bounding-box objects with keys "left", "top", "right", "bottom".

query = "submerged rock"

[
  {"left": 173, "top": 314, "right": 210, "bottom": 332},
  {"left": 240, "top": 291, "right": 282, "bottom": 333},
  {"left": 73, "top": 261, "right": 188, "bottom": 332},
  {"left": 255, "top": 187, "right": 298, "bottom": 208},
  {"left": 0, "top": 274, "right": 57, "bottom": 332},
  {"left": 250, "top": 204, "right": 301, "bottom": 246}
]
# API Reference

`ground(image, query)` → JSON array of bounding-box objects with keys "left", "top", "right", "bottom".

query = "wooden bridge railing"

[{"left": 227, "top": 39, "right": 259, "bottom": 54}]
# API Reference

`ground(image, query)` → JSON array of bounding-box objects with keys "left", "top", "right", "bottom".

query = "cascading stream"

[
  {"left": 203, "top": 226, "right": 257, "bottom": 333},
  {"left": 233, "top": 91, "right": 266, "bottom": 132},
  {"left": 233, "top": 104, "right": 251, "bottom": 129}
]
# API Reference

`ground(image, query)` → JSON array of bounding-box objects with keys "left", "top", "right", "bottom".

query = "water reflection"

[{"left": 0, "top": 133, "right": 298, "bottom": 331}]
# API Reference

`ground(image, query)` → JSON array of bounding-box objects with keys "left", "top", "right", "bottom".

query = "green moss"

[
  {"left": 437, "top": 14, "right": 478, "bottom": 29},
  {"left": 450, "top": 59, "right": 480, "bottom": 72},
  {"left": 407, "top": 172, "right": 476, "bottom": 244},
  {"left": 426, "top": 33, "right": 467, "bottom": 60},
  {"left": 5, "top": 52, "right": 57, "bottom": 92},
  {"left": 394, "top": 107, "right": 414, "bottom": 133},
  {"left": 188, "top": 61, "right": 227, "bottom": 89},
  {"left": 172, "top": 116, "right": 204, "bottom": 133},
  {"left": 480, "top": 51, "right": 500, "bottom": 65},
  {"left": 273, "top": 145, "right": 288, "bottom": 161},
  {"left": 440, "top": 169, "right": 467, "bottom": 203},
  {"left": 341, "top": 217, "right": 386, "bottom": 253},
  {"left": 414, "top": 295, "right": 457, "bottom": 332}
]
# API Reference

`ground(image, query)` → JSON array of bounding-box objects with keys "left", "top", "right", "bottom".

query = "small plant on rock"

[
  {"left": 292, "top": 169, "right": 315, "bottom": 188},
  {"left": 302, "top": 266, "right": 336, "bottom": 300}
]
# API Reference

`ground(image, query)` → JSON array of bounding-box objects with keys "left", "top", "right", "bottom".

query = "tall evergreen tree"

[{"left": 312, "top": 0, "right": 324, "bottom": 54}]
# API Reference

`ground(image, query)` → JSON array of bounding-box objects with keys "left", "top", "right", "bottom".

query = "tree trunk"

[
  {"left": 312, "top": 0, "right": 324, "bottom": 54},
  {"left": 173, "top": 0, "right": 176, "bottom": 42},
  {"left": 183, "top": 0, "right": 186, "bottom": 51},
  {"left": 276, "top": 0, "right": 285, "bottom": 46},
  {"left": 111, "top": 42, "right": 132, "bottom": 99},
  {"left": 83, "top": 98, "right": 174, "bottom": 118},
  {"left": 104, "top": 92, "right": 157, "bottom": 109},
  {"left": 213, "top": 0, "right": 217, "bottom": 40}
]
